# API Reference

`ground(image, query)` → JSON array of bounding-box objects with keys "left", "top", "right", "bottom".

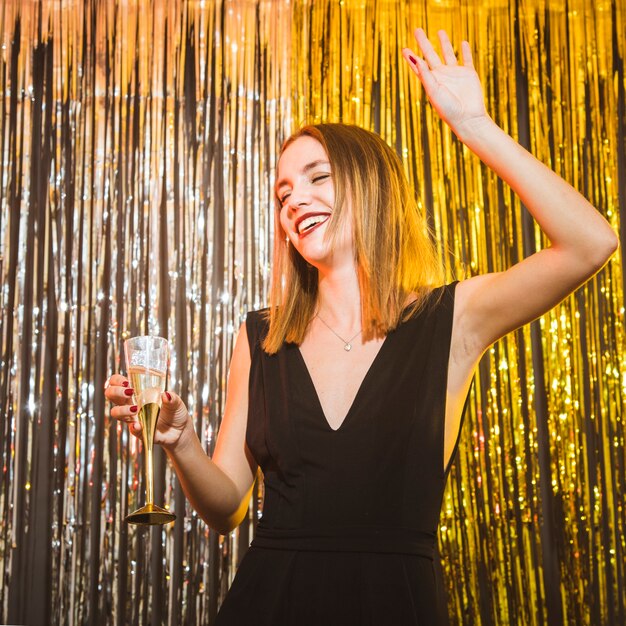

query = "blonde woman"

[{"left": 106, "top": 29, "right": 617, "bottom": 624}]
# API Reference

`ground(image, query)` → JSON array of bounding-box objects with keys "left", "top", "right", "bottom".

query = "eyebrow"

[{"left": 275, "top": 159, "right": 331, "bottom": 191}]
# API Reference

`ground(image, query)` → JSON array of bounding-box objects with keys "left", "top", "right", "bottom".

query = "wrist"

[{"left": 452, "top": 114, "right": 499, "bottom": 146}]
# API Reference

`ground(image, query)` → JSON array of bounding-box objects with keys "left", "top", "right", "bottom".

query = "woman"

[{"left": 106, "top": 29, "right": 618, "bottom": 624}]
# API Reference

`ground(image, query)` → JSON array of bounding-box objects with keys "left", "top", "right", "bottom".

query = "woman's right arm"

[
  {"left": 106, "top": 321, "right": 257, "bottom": 534},
  {"left": 165, "top": 321, "right": 257, "bottom": 533}
]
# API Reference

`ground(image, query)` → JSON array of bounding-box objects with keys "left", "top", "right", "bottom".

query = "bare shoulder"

[{"left": 231, "top": 319, "right": 252, "bottom": 369}]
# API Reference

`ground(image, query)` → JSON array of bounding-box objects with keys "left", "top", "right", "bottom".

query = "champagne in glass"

[{"left": 124, "top": 336, "right": 176, "bottom": 525}]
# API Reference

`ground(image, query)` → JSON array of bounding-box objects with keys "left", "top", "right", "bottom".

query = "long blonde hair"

[{"left": 262, "top": 123, "right": 444, "bottom": 354}]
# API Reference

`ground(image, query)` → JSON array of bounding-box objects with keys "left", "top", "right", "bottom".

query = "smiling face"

[
  {"left": 263, "top": 123, "right": 445, "bottom": 353},
  {"left": 275, "top": 135, "right": 353, "bottom": 271}
]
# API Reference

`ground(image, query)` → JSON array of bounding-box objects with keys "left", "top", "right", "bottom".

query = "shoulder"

[
  {"left": 431, "top": 281, "right": 459, "bottom": 305},
  {"left": 244, "top": 307, "right": 269, "bottom": 323},
  {"left": 244, "top": 307, "right": 270, "bottom": 327},
  {"left": 395, "top": 282, "right": 460, "bottom": 346},
  {"left": 404, "top": 281, "right": 459, "bottom": 319},
  {"left": 244, "top": 308, "right": 270, "bottom": 354}
]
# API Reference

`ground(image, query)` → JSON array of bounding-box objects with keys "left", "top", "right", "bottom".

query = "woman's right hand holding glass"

[{"left": 105, "top": 373, "right": 193, "bottom": 451}]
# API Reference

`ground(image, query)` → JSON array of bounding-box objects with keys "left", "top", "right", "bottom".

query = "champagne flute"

[{"left": 124, "top": 335, "right": 176, "bottom": 525}]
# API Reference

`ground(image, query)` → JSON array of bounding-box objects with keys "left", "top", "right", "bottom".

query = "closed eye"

[
  {"left": 312, "top": 174, "right": 330, "bottom": 184},
  {"left": 276, "top": 172, "right": 330, "bottom": 206}
]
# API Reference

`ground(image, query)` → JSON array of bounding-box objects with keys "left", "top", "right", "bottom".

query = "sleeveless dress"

[{"left": 215, "top": 282, "right": 465, "bottom": 626}]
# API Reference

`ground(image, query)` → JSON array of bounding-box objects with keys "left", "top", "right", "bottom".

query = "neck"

[{"left": 315, "top": 263, "right": 362, "bottom": 329}]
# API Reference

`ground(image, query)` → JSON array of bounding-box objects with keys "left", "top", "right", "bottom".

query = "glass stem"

[{"left": 144, "top": 436, "right": 154, "bottom": 505}]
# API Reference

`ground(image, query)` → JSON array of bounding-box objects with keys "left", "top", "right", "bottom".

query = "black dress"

[{"left": 215, "top": 282, "right": 465, "bottom": 626}]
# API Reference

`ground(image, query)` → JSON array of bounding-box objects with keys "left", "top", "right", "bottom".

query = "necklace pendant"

[{"left": 344, "top": 343, "right": 352, "bottom": 352}]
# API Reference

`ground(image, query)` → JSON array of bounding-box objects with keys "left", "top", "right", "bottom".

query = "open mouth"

[{"left": 297, "top": 214, "right": 330, "bottom": 237}]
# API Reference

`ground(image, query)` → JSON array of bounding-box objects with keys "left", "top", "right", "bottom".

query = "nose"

[{"left": 285, "top": 183, "right": 312, "bottom": 210}]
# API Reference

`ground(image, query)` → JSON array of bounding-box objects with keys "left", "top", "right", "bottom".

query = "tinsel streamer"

[{"left": 0, "top": 1, "right": 624, "bottom": 625}]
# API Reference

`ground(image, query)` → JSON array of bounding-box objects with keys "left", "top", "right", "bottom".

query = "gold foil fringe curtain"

[{"left": 0, "top": 1, "right": 624, "bottom": 625}]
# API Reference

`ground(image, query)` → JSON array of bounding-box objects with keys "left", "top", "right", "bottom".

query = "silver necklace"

[{"left": 315, "top": 313, "right": 362, "bottom": 352}]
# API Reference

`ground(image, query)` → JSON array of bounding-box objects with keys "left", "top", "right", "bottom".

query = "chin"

[{"left": 294, "top": 240, "right": 330, "bottom": 262}]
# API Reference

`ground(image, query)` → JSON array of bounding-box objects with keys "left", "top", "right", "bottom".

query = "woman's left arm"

[{"left": 403, "top": 29, "right": 619, "bottom": 354}]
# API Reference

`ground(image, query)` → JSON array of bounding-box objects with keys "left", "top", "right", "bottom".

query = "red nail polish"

[
  {"left": 122, "top": 381, "right": 129, "bottom": 387},
  {"left": 409, "top": 55, "right": 417, "bottom": 64},
  {"left": 130, "top": 405, "right": 138, "bottom": 413},
  {"left": 165, "top": 392, "right": 172, "bottom": 402},
  {"left": 124, "top": 388, "right": 134, "bottom": 396}
]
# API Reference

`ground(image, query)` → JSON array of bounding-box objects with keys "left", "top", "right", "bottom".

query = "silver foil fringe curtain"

[{"left": 0, "top": 1, "right": 625, "bottom": 626}]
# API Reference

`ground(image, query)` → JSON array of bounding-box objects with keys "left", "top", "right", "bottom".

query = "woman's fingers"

[
  {"left": 158, "top": 390, "right": 187, "bottom": 423},
  {"left": 106, "top": 386, "right": 135, "bottom": 405},
  {"left": 402, "top": 48, "right": 419, "bottom": 72},
  {"left": 437, "top": 30, "right": 458, "bottom": 65},
  {"left": 105, "top": 378, "right": 187, "bottom": 446},
  {"left": 107, "top": 373, "right": 129, "bottom": 388},
  {"left": 104, "top": 376, "right": 135, "bottom": 406},
  {"left": 110, "top": 404, "right": 143, "bottom": 438},
  {"left": 413, "top": 27, "right": 442, "bottom": 68},
  {"left": 105, "top": 373, "right": 143, "bottom": 438},
  {"left": 402, "top": 49, "right": 439, "bottom": 98},
  {"left": 411, "top": 29, "right": 472, "bottom": 70},
  {"left": 461, "top": 40, "right": 474, "bottom": 68},
  {"left": 110, "top": 403, "right": 139, "bottom": 423}
]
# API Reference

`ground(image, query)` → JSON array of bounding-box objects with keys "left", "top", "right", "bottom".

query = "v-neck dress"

[{"left": 215, "top": 282, "right": 464, "bottom": 626}]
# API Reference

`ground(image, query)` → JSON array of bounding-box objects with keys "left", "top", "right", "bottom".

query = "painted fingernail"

[
  {"left": 165, "top": 392, "right": 172, "bottom": 401},
  {"left": 409, "top": 55, "right": 417, "bottom": 64},
  {"left": 124, "top": 388, "right": 134, "bottom": 396},
  {"left": 130, "top": 405, "right": 138, "bottom": 413},
  {"left": 122, "top": 381, "right": 129, "bottom": 387}
]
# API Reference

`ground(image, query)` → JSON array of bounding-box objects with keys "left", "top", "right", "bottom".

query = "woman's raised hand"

[
  {"left": 403, "top": 28, "right": 489, "bottom": 138},
  {"left": 105, "top": 373, "right": 192, "bottom": 450}
]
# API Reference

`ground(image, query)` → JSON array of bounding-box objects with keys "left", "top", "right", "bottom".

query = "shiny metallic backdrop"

[{"left": 0, "top": 1, "right": 624, "bottom": 625}]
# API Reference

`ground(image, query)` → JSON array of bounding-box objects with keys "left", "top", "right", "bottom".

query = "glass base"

[{"left": 125, "top": 503, "right": 176, "bottom": 525}]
